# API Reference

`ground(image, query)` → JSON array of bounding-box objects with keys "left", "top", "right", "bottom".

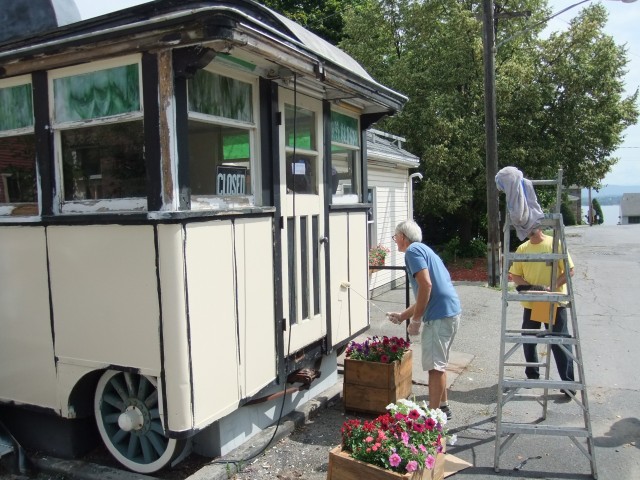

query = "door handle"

[{"left": 319, "top": 236, "right": 329, "bottom": 245}]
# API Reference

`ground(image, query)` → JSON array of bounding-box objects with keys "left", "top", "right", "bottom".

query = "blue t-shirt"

[{"left": 405, "top": 242, "right": 462, "bottom": 321}]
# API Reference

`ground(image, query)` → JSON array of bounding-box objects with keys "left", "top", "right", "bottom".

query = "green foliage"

[
  {"left": 259, "top": 0, "right": 366, "bottom": 44},
  {"left": 339, "top": 0, "right": 638, "bottom": 245},
  {"left": 467, "top": 236, "right": 487, "bottom": 258},
  {"left": 560, "top": 200, "right": 577, "bottom": 226},
  {"left": 439, "top": 235, "right": 485, "bottom": 264},
  {"left": 440, "top": 236, "right": 461, "bottom": 264},
  {"left": 592, "top": 198, "right": 604, "bottom": 224}
]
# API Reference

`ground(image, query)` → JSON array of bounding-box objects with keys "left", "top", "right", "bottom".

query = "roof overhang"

[{"left": 0, "top": 0, "right": 406, "bottom": 115}]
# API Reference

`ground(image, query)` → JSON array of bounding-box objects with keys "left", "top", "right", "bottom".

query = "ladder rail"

[{"left": 494, "top": 169, "right": 598, "bottom": 479}]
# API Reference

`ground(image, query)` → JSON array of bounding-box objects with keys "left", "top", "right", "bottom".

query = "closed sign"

[{"left": 217, "top": 166, "right": 247, "bottom": 195}]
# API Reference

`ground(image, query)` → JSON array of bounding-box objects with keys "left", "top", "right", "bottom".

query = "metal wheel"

[{"left": 94, "top": 370, "right": 183, "bottom": 473}]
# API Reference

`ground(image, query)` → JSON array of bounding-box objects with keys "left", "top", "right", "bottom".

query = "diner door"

[{"left": 279, "top": 88, "right": 326, "bottom": 353}]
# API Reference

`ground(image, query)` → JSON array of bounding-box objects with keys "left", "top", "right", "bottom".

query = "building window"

[
  {"left": 0, "top": 78, "right": 37, "bottom": 216},
  {"left": 628, "top": 216, "right": 640, "bottom": 224},
  {"left": 285, "top": 105, "right": 317, "bottom": 195},
  {"left": 187, "top": 68, "right": 257, "bottom": 209},
  {"left": 330, "top": 110, "right": 360, "bottom": 204},
  {"left": 51, "top": 57, "right": 145, "bottom": 212}
]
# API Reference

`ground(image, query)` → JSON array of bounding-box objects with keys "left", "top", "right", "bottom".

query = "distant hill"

[{"left": 581, "top": 185, "right": 640, "bottom": 205}]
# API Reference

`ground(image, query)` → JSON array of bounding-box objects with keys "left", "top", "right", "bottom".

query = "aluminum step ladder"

[{"left": 493, "top": 170, "right": 598, "bottom": 479}]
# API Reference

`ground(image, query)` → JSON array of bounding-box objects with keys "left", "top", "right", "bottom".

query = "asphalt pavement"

[{"left": 2, "top": 224, "right": 638, "bottom": 480}]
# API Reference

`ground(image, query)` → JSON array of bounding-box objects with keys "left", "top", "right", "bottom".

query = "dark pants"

[{"left": 522, "top": 307, "right": 574, "bottom": 381}]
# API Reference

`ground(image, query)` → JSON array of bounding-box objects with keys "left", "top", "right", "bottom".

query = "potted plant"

[
  {"left": 343, "top": 336, "right": 412, "bottom": 414},
  {"left": 327, "top": 399, "right": 455, "bottom": 479},
  {"left": 369, "top": 244, "right": 390, "bottom": 273}
]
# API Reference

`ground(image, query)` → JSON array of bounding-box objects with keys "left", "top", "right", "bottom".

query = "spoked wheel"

[{"left": 94, "top": 370, "right": 184, "bottom": 473}]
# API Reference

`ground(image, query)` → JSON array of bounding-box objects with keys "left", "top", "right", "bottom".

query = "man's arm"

[
  {"left": 411, "top": 269, "right": 431, "bottom": 321},
  {"left": 405, "top": 269, "right": 431, "bottom": 335},
  {"left": 556, "top": 267, "right": 574, "bottom": 289}
]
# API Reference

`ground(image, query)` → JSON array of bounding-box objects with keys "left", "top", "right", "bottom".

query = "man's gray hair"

[{"left": 395, "top": 220, "right": 422, "bottom": 243}]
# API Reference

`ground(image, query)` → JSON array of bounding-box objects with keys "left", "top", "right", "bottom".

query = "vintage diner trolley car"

[{"left": 0, "top": 0, "right": 405, "bottom": 473}]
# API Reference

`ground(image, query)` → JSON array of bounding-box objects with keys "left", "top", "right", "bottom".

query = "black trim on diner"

[
  {"left": 328, "top": 203, "right": 371, "bottom": 212},
  {"left": 142, "top": 52, "right": 163, "bottom": 211},
  {"left": 322, "top": 100, "right": 333, "bottom": 352},
  {"left": 0, "top": 208, "right": 276, "bottom": 227},
  {"left": 173, "top": 53, "right": 191, "bottom": 210},
  {"left": 360, "top": 126, "right": 369, "bottom": 208},
  {"left": 32, "top": 70, "right": 54, "bottom": 216},
  {"left": 262, "top": 80, "right": 286, "bottom": 385}
]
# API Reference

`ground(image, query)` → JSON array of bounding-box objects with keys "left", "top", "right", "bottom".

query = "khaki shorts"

[{"left": 420, "top": 314, "right": 461, "bottom": 372}]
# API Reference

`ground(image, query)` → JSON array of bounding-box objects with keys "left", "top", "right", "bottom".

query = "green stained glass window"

[
  {"left": 188, "top": 70, "right": 253, "bottom": 122},
  {"left": 54, "top": 64, "right": 140, "bottom": 123},
  {"left": 285, "top": 105, "right": 316, "bottom": 150},
  {"left": 223, "top": 132, "right": 250, "bottom": 160},
  {"left": 331, "top": 111, "right": 359, "bottom": 146},
  {"left": 0, "top": 84, "right": 33, "bottom": 131}
]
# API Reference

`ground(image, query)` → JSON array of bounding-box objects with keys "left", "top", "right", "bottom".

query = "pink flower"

[
  {"left": 365, "top": 436, "right": 374, "bottom": 443},
  {"left": 380, "top": 354, "right": 390, "bottom": 363},
  {"left": 406, "top": 460, "right": 418, "bottom": 472},
  {"left": 419, "top": 444, "right": 427, "bottom": 452},
  {"left": 408, "top": 409, "right": 421, "bottom": 420},
  {"left": 425, "top": 454, "right": 436, "bottom": 470},
  {"left": 389, "top": 453, "right": 402, "bottom": 467},
  {"left": 401, "top": 431, "right": 410, "bottom": 446}
]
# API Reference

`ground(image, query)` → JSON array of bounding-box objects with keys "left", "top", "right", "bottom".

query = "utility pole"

[{"left": 482, "top": 0, "right": 500, "bottom": 287}]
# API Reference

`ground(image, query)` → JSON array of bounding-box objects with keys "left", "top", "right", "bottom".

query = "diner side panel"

[
  {"left": 234, "top": 216, "right": 277, "bottom": 397},
  {"left": 0, "top": 226, "right": 58, "bottom": 409},
  {"left": 328, "top": 212, "right": 352, "bottom": 347},
  {"left": 47, "top": 224, "right": 162, "bottom": 411},
  {"left": 183, "top": 220, "right": 242, "bottom": 428},
  {"left": 347, "top": 211, "right": 368, "bottom": 334}
]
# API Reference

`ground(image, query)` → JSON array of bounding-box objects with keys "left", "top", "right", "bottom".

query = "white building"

[
  {"left": 366, "top": 129, "right": 420, "bottom": 294},
  {"left": 620, "top": 193, "right": 640, "bottom": 224}
]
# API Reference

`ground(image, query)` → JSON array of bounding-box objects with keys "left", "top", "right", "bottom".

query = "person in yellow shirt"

[{"left": 509, "top": 228, "right": 575, "bottom": 396}]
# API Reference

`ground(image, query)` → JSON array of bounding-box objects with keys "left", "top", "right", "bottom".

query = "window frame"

[
  {"left": 329, "top": 107, "right": 361, "bottom": 204},
  {"left": 186, "top": 64, "right": 260, "bottom": 210},
  {"left": 48, "top": 55, "right": 146, "bottom": 214},
  {"left": 0, "top": 75, "right": 38, "bottom": 218},
  {"left": 284, "top": 97, "right": 320, "bottom": 196}
]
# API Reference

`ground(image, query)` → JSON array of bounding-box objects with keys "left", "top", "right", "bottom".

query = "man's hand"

[
  {"left": 387, "top": 313, "right": 402, "bottom": 325},
  {"left": 407, "top": 320, "right": 421, "bottom": 336}
]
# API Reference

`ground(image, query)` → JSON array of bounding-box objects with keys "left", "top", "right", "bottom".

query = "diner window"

[
  {"left": 187, "top": 68, "right": 257, "bottom": 209},
  {"left": 285, "top": 105, "right": 317, "bottom": 194},
  {"left": 0, "top": 79, "right": 38, "bottom": 216},
  {"left": 330, "top": 110, "right": 361, "bottom": 204},
  {"left": 51, "top": 58, "right": 145, "bottom": 212}
]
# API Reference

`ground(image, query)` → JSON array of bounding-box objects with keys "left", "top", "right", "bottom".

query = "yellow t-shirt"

[{"left": 508, "top": 235, "right": 574, "bottom": 309}]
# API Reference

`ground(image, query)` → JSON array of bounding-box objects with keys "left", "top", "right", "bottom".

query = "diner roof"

[{"left": 0, "top": 0, "right": 406, "bottom": 114}]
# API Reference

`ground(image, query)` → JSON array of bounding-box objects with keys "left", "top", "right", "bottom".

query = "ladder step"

[
  {"left": 504, "top": 253, "right": 568, "bottom": 262},
  {"left": 502, "top": 379, "right": 583, "bottom": 390},
  {"left": 505, "top": 293, "right": 570, "bottom": 303},
  {"left": 500, "top": 423, "right": 590, "bottom": 437},
  {"left": 503, "top": 361, "right": 546, "bottom": 368},
  {"left": 503, "top": 334, "right": 577, "bottom": 345}
]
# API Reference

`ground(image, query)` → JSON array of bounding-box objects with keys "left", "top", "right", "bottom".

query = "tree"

[
  {"left": 340, "top": 0, "right": 637, "bottom": 245},
  {"left": 592, "top": 198, "right": 604, "bottom": 225},
  {"left": 259, "top": 0, "right": 366, "bottom": 44},
  {"left": 498, "top": 4, "right": 639, "bottom": 191}
]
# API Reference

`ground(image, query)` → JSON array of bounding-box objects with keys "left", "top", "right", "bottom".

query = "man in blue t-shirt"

[{"left": 388, "top": 220, "right": 462, "bottom": 419}]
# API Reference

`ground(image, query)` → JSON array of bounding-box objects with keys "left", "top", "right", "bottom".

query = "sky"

[{"left": 72, "top": 0, "right": 640, "bottom": 186}]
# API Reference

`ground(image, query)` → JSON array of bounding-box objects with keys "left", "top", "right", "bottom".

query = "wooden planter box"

[
  {"left": 343, "top": 349, "right": 412, "bottom": 414},
  {"left": 327, "top": 444, "right": 445, "bottom": 480}
]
